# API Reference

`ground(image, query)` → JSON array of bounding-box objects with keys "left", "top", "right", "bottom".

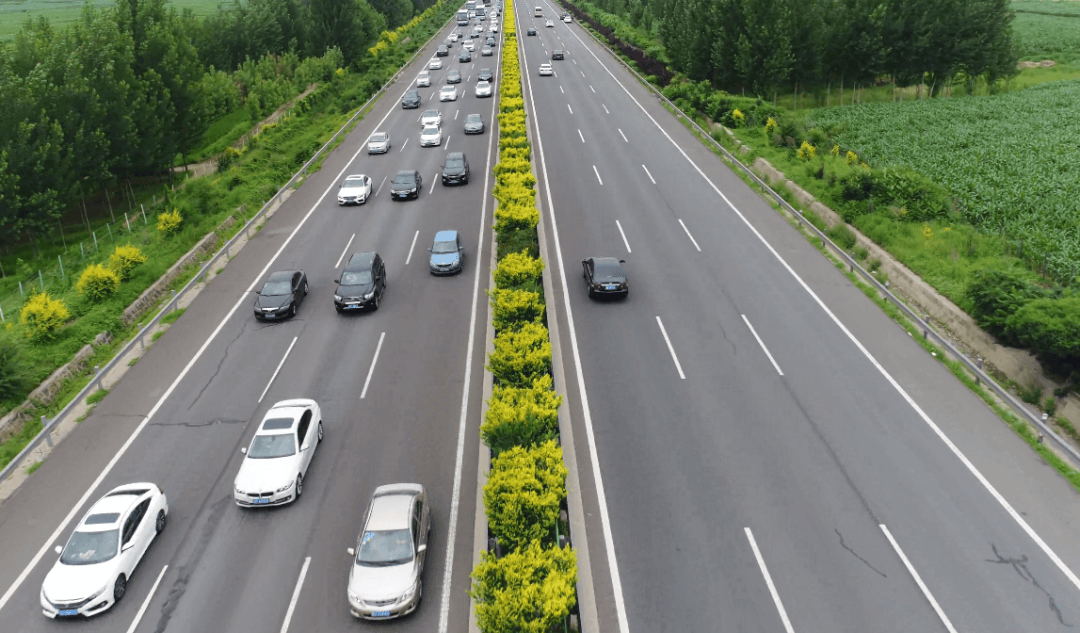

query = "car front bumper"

[
  {"left": 335, "top": 296, "right": 377, "bottom": 311},
  {"left": 429, "top": 262, "right": 462, "bottom": 275},
  {"left": 234, "top": 488, "right": 295, "bottom": 507},
  {"left": 254, "top": 306, "right": 291, "bottom": 320},
  {"left": 41, "top": 591, "right": 114, "bottom": 619},
  {"left": 338, "top": 195, "right": 368, "bottom": 205},
  {"left": 349, "top": 593, "right": 420, "bottom": 620}
]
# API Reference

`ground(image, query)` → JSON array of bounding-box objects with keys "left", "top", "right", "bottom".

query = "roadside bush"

[
  {"left": 76, "top": 264, "right": 121, "bottom": 301},
  {"left": 494, "top": 252, "right": 544, "bottom": 288},
  {"left": 20, "top": 293, "right": 70, "bottom": 341},
  {"left": 966, "top": 269, "right": 1044, "bottom": 343},
  {"left": 0, "top": 336, "right": 31, "bottom": 403},
  {"left": 1007, "top": 296, "right": 1080, "bottom": 373},
  {"left": 471, "top": 540, "right": 577, "bottom": 633},
  {"left": 482, "top": 375, "right": 562, "bottom": 454},
  {"left": 490, "top": 288, "right": 545, "bottom": 332},
  {"left": 488, "top": 322, "right": 551, "bottom": 387},
  {"left": 826, "top": 223, "right": 857, "bottom": 250},
  {"left": 108, "top": 244, "right": 148, "bottom": 280},
  {"left": 484, "top": 440, "right": 568, "bottom": 551},
  {"left": 494, "top": 172, "right": 537, "bottom": 196},
  {"left": 494, "top": 157, "right": 532, "bottom": 176},
  {"left": 157, "top": 208, "right": 183, "bottom": 236},
  {"left": 495, "top": 201, "right": 540, "bottom": 233}
]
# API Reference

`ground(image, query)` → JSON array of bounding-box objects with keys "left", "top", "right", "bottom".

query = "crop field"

[
  {"left": 0, "top": 0, "right": 222, "bottom": 41},
  {"left": 1012, "top": 1, "right": 1080, "bottom": 64},
  {"left": 808, "top": 78, "right": 1080, "bottom": 282}
]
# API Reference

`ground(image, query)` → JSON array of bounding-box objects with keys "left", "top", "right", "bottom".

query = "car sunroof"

[
  {"left": 85, "top": 512, "right": 120, "bottom": 525},
  {"left": 262, "top": 417, "right": 294, "bottom": 430}
]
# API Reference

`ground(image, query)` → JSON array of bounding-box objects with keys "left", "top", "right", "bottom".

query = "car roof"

[
  {"left": 346, "top": 251, "right": 377, "bottom": 270},
  {"left": 81, "top": 495, "right": 138, "bottom": 531},
  {"left": 591, "top": 257, "right": 626, "bottom": 274},
  {"left": 446, "top": 151, "right": 465, "bottom": 160},
  {"left": 366, "top": 493, "right": 414, "bottom": 531},
  {"left": 434, "top": 230, "right": 459, "bottom": 242},
  {"left": 466, "top": 113, "right": 481, "bottom": 119},
  {"left": 344, "top": 174, "right": 367, "bottom": 180},
  {"left": 266, "top": 270, "right": 296, "bottom": 282}
]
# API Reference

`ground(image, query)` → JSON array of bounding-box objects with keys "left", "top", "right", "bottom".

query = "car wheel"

[
  {"left": 290, "top": 303, "right": 297, "bottom": 318},
  {"left": 317, "top": 421, "right": 324, "bottom": 443},
  {"left": 155, "top": 509, "right": 167, "bottom": 533},
  {"left": 373, "top": 291, "right": 380, "bottom": 311},
  {"left": 295, "top": 474, "right": 303, "bottom": 499},
  {"left": 303, "top": 281, "right": 309, "bottom": 296},
  {"left": 113, "top": 574, "right": 127, "bottom": 603}
]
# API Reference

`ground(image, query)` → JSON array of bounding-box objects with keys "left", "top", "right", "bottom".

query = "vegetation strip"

[{"left": 469, "top": 3, "right": 580, "bottom": 631}]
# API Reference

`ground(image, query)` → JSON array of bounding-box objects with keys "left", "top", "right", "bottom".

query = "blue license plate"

[
  {"left": 606, "top": 285, "right": 617, "bottom": 290},
  {"left": 372, "top": 610, "right": 391, "bottom": 617},
  {"left": 265, "top": 313, "right": 275, "bottom": 318},
  {"left": 348, "top": 303, "right": 360, "bottom": 309},
  {"left": 58, "top": 609, "right": 79, "bottom": 616},
  {"left": 254, "top": 498, "right": 270, "bottom": 505}
]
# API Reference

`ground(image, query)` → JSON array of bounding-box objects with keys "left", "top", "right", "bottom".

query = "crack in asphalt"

[
  {"left": 153, "top": 495, "right": 230, "bottom": 633},
  {"left": 986, "top": 543, "right": 1072, "bottom": 627},
  {"left": 187, "top": 325, "right": 246, "bottom": 411},
  {"left": 150, "top": 418, "right": 245, "bottom": 428},
  {"left": 835, "top": 528, "right": 886, "bottom": 578}
]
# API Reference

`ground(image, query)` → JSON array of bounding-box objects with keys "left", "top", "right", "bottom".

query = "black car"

[
  {"left": 390, "top": 170, "right": 422, "bottom": 200},
  {"left": 463, "top": 113, "right": 485, "bottom": 134},
  {"left": 526, "top": 27, "right": 537, "bottom": 35},
  {"left": 459, "top": 50, "right": 472, "bottom": 62},
  {"left": 582, "top": 257, "right": 628, "bottom": 298},
  {"left": 254, "top": 270, "right": 308, "bottom": 320},
  {"left": 335, "top": 252, "right": 386, "bottom": 313},
  {"left": 477, "top": 68, "right": 493, "bottom": 82},
  {"left": 441, "top": 152, "right": 470, "bottom": 185},
  {"left": 436, "top": 44, "right": 449, "bottom": 57},
  {"left": 447, "top": 70, "right": 462, "bottom": 84},
  {"left": 401, "top": 89, "right": 421, "bottom": 109},
  {"left": 486, "top": 36, "right": 496, "bottom": 47},
  {"left": 552, "top": 50, "right": 564, "bottom": 60}
]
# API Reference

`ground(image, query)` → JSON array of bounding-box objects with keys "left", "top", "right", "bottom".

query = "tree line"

[
  {"left": 0, "top": 0, "right": 435, "bottom": 247},
  {"left": 589, "top": 0, "right": 1017, "bottom": 97}
]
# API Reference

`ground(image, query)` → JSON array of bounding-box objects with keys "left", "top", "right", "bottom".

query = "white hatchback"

[
  {"left": 429, "top": 57, "right": 443, "bottom": 70},
  {"left": 539, "top": 63, "right": 553, "bottom": 76},
  {"left": 234, "top": 399, "right": 323, "bottom": 507},
  {"left": 474, "top": 81, "right": 492, "bottom": 97}
]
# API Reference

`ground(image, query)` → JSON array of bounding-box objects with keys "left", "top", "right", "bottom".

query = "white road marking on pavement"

[
  {"left": 615, "top": 220, "right": 631, "bottom": 253},
  {"left": 431, "top": 172, "right": 439, "bottom": 194},
  {"left": 678, "top": 219, "right": 701, "bottom": 251},
  {"left": 589, "top": 84, "right": 595, "bottom": 93},
  {"left": 124, "top": 565, "right": 168, "bottom": 633},
  {"left": 655, "top": 317, "right": 686, "bottom": 379},
  {"left": 405, "top": 230, "right": 420, "bottom": 265},
  {"left": 602, "top": 103, "right": 609, "bottom": 113},
  {"left": 445, "top": 135, "right": 451, "bottom": 151},
  {"left": 742, "top": 315, "right": 783, "bottom": 376},
  {"left": 279, "top": 557, "right": 310, "bottom": 633},
  {"left": 618, "top": 128, "right": 627, "bottom": 142},
  {"left": 259, "top": 337, "right": 299, "bottom": 403},
  {"left": 360, "top": 332, "right": 386, "bottom": 400},
  {"left": 745, "top": 528, "right": 796, "bottom": 633},
  {"left": 881, "top": 525, "right": 958, "bottom": 633},
  {"left": 578, "top": 129, "right": 585, "bottom": 143},
  {"left": 580, "top": 70, "right": 585, "bottom": 77},
  {"left": 522, "top": 27, "right": 631, "bottom": 633},
  {"left": 375, "top": 175, "right": 387, "bottom": 196},
  {"left": 642, "top": 164, "right": 656, "bottom": 184},
  {"left": 456, "top": 109, "right": 460, "bottom": 119},
  {"left": 437, "top": 25, "right": 504, "bottom": 633},
  {"left": 574, "top": 58, "right": 578, "bottom": 65},
  {"left": 0, "top": 96, "right": 399, "bottom": 615},
  {"left": 565, "top": 13, "right": 1080, "bottom": 594},
  {"left": 593, "top": 165, "right": 602, "bottom": 185},
  {"left": 560, "top": 85, "right": 564, "bottom": 94},
  {"left": 335, "top": 234, "right": 356, "bottom": 268},
  {"left": 400, "top": 137, "right": 409, "bottom": 151},
  {"left": 568, "top": 103, "right": 573, "bottom": 114}
]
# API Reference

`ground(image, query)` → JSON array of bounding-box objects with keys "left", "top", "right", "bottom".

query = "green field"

[
  {"left": 808, "top": 78, "right": 1080, "bottom": 282},
  {"left": 0, "top": 0, "right": 222, "bottom": 42},
  {"left": 1013, "top": 1, "right": 1080, "bottom": 64}
]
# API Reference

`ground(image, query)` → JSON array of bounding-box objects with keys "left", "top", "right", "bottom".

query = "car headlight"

[
  {"left": 275, "top": 481, "right": 294, "bottom": 493},
  {"left": 334, "top": 295, "right": 342, "bottom": 301},
  {"left": 363, "top": 291, "right": 374, "bottom": 300},
  {"left": 348, "top": 591, "right": 363, "bottom": 605},
  {"left": 234, "top": 484, "right": 244, "bottom": 494},
  {"left": 399, "top": 581, "right": 419, "bottom": 603}
]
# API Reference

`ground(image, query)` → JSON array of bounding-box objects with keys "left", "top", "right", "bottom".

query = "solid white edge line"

[
  {"left": 565, "top": 9, "right": 1080, "bottom": 594},
  {"left": 880, "top": 524, "right": 959, "bottom": 633},
  {"left": 335, "top": 233, "right": 356, "bottom": 268},
  {"left": 678, "top": 218, "right": 702, "bottom": 252},
  {"left": 618, "top": 128, "right": 627, "bottom": 142},
  {"left": 642, "top": 164, "right": 656, "bottom": 185},
  {"left": 741, "top": 314, "right": 783, "bottom": 376},
  {"left": 279, "top": 556, "right": 311, "bottom": 633},
  {"left": 124, "top": 564, "right": 168, "bottom": 633},
  {"left": 615, "top": 220, "right": 631, "bottom": 253},
  {"left": 258, "top": 336, "right": 299, "bottom": 403},
  {"left": 405, "top": 230, "right": 421, "bottom": 265},
  {"left": 578, "top": 129, "right": 585, "bottom": 143},
  {"left": 359, "top": 332, "right": 386, "bottom": 400},
  {"left": 593, "top": 165, "right": 602, "bottom": 185},
  {"left": 0, "top": 122, "right": 388, "bottom": 614},
  {"left": 522, "top": 11, "right": 633, "bottom": 633},
  {"left": 655, "top": 316, "right": 686, "bottom": 380},
  {"left": 745, "top": 528, "right": 796, "bottom": 633},
  {"left": 437, "top": 17, "right": 503, "bottom": 633}
]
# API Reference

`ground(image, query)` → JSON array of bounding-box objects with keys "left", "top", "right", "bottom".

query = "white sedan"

[
  {"left": 429, "top": 57, "right": 443, "bottom": 70},
  {"left": 539, "top": 63, "right": 553, "bottom": 76},
  {"left": 545, "top": 19, "right": 554, "bottom": 27},
  {"left": 234, "top": 399, "right": 323, "bottom": 507},
  {"left": 463, "top": 39, "right": 476, "bottom": 52},
  {"left": 439, "top": 85, "right": 458, "bottom": 101},
  {"left": 41, "top": 483, "right": 168, "bottom": 619},
  {"left": 367, "top": 132, "right": 390, "bottom": 154},
  {"left": 475, "top": 80, "right": 493, "bottom": 97},
  {"left": 490, "top": 23, "right": 499, "bottom": 32},
  {"left": 338, "top": 174, "right": 373, "bottom": 205},
  {"left": 416, "top": 70, "right": 431, "bottom": 87},
  {"left": 564, "top": 15, "right": 572, "bottom": 22},
  {"left": 420, "top": 125, "right": 443, "bottom": 147},
  {"left": 421, "top": 109, "right": 442, "bottom": 127}
]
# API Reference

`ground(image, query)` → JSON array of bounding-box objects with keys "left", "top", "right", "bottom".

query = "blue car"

[{"left": 428, "top": 230, "right": 464, "bottom": 275}]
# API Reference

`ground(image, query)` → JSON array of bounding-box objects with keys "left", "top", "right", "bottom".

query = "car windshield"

[
  {"left": 370, "top": 133, "right": 387, "bottom": 142},
  {"left": 247, "top": 434, "right": 296, "bottom": 459},
  {"left": 341, "top": 270, "right": 373, "bottom": 285},
  {"left": 60, "top": 530, "right": 119, "bottom": 565},
  {"left": 344, "top": 177, "right": 365, "bottom": 187},
  {"left": 441, "top": 87, "right": 453, "bottom": 93},
  {"left": 393, "top": 174, "right": 416, "bottom": 186},
  {"left": 423, "top": 126, "right": 440, "bottom": 135},
  {"left": 445, "top": 157, "right": 464, "bottom": 169},
  {"left": 467, "top": 115, "right": 481, "bottom": 123},
  {"left": 356, "top": 529, "right": 413, "bottom": 566},
  {"left": 432, "top": 240, "right": 457, "bottom": 254},
  {"left": 261, "top": 280, "right": 292, "bottom": 296}
]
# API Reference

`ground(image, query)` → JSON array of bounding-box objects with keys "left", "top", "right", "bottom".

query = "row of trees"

[
  {"left": 0, "top": 0, "right": 431, "bottom": 249},
  {"left": 591, "top": 0, "right": 1017, "bottom": 96}
]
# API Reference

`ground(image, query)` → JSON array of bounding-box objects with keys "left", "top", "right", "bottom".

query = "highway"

[
  {"left": 0, "top": 12, "right": 502, "bottom": 633},
  {"left": 519, "top": 2, "right": 1080, "bottom": 632}
]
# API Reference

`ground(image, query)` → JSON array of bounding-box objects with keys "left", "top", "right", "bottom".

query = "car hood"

[
  {"left": 337, "top": 282, "right": 375, "bottom": 298},
  {"left": 422, "top": 132, "right": 442, "bottom": 140},
  {"left": 349, "top": 561, "right": 417, "bottom": 602},
  {"left": 465, "top": 122, "right": 483, "bottom": 130},
  {"left": 444, "top": 166, "right": 466, "bottom": 176},
  {"left": 42, "top": 560, "right": 116, "bottom": 602},
  {"left": 235, "top": 455, "right": 299, "bottom": 493},
  {"left": 256, "top": 294, "right": 292, "bottom": 309},
  {"left": 391, "top": 181, "right": 417, "bottom": 191},
  {"left": 340, "top": 185, "right": 368, "bottom": 197},
  {"left": 430, "top": 253, "right": 460, "bottom": 266}
]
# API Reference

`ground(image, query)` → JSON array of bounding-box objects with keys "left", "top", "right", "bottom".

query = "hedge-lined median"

[{"left": 470, "top": 3, "right": 579, "bottom": 631}]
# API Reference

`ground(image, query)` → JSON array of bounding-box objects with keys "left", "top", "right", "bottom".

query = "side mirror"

[
  {"left": 417, "top": 544, "right": 427, "bottom": 554},
  {"left": 240, "top": 447, "right": 247, "bottom": 454},
  {"left": 347, "top": 547, "right": 356, "bottom": 557},
  {"left": 336, "top": 277, "right": 341, "bottom": 284},
  {"left": 427, "top": 248, "right": 432, "bottom": 252},
  {"left": 253, "top": 290, "right": 261, "bottom": 295},
  {"left": 54, "top": 545, "right": 63, "bottom": 555},
  {"left": 620, "top": 259, "right": 626, "bottom": 263}
]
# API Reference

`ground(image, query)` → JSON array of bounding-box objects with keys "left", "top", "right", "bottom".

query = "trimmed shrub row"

[{"left": 470, "top": 4, "right": 578, "bottom": 632}]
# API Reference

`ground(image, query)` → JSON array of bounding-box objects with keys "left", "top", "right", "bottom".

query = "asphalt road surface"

[
  {"left": 0, "top": 13, "right": 502, "bottom": 633},
  {"left": 520, "top": 1, "right": 1080, "bottom": 632}
]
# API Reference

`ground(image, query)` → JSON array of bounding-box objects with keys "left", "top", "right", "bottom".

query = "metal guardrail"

[
  {"left": 558, "top": 4, "right": 1080, "bottom": 470},
  {"left": 0, "top": 17, "right": 451, "bottom": 486}
]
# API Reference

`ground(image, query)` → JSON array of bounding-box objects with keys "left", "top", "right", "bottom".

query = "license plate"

[
  {"left": 606, "top": 285, "right": 617, "bottom": 290},
  {"left": 348, "top": 303, "right": 360, "bottom": 309},
  {"left": 254, "top": 498, "right": 270, "bottom": 505},
  {"left": 58, "top": 609, "right": 79, "bottom": 616},
  {"left": 264, "top": 313, "right": 275, "bottom": 318},
  {"left": 372, "top": 610, "right": 391, "bottom": 617}
]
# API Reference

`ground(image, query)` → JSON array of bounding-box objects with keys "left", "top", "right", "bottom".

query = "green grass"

[
  {"left": 0, "top": 0, "right": 223, "bottom": 42},
  {"left": 1013, "top": 7, "right": 1080, "bottom": 64},
  {"left": 26, "top": 460, "right": 43, "bottom": 474},
  {"left": 162, "top": 307, "right": 186, "bottom": 324},
  {"left": 184, "top": 108, "right": 253, "bottom": 165},
  {"left": 85, "top": 388, "right": 108, "bottom": 405}
]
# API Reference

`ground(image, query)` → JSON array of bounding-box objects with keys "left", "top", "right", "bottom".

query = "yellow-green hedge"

[
  {"left": 487, "top": 322, "right": 551, "bottom": 387},
  {"left": 76, "top": 264, "right": 121, "bottom": 301},
  {"left": 494, "top": 251, "right": 544, "bottom": 287},
  {"left": 109, "top": 244, "right": 147, "bottom": 280},
  {"left": 20, "top": 293, "right": 70, "bottom": 341}
]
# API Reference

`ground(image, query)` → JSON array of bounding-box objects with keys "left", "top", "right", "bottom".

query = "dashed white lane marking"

[
  {"left": 881, "top": 525, "right": 958, "bottom": 633},
  {"left": 405, "top": 230, "right": 420, "bottom": 265},
  {"left": 259, "top": 337, "right": 298, "bottom": 403},
  {"left": 593, "top": 165, "right": 602, "bottom": 185},
  {"left": 578, "top": 129, "right": 585, "bottom": 143},
  {"left": 642, "top": 164, "right": 655, "bottom": 185},
  {"left": 568, "top": 103, "right": 573, "bottom": 114},
  {"left": 742, "top": 315, "right": 783, "bottom": 376},
  {"left": 618, "top": 128, "right": 627, "bottom": 142},
  {"left": 335, "top": 233, "right": 356, "bottom": 268},
  {"left": 656, "top": 316, "right": 686, "bottom": 379},
  {"left": 124, "top": 565, "right": 168, "bottom": 633},
  {"left": 360, "top": 332, "right": 386, "bottom": 400},
  {"left": 602, "top": 103, "right": 609, "bottom": 113},
  {"left": 279, "top": 557, "right": 310, "bottom": 633},
  {"left": 678, "top": 219, "right": 701, "bottom": 252},
  {"left": 616, "top": 220, "right": 631, "bottom": 253},
  {"left": 745, "top": 528, "right": 796, "bottom": 633}
]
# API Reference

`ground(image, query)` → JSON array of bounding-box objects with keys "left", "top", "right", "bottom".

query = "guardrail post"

[
  {"left": 43, "top": 416, "right": 53, "bottom": 447},
  {"left": 19, "top": 281, "right": 24, "bottom": 297},
  {"left": 0, "top": 305, "right": 4, "bottom": 323},
  {"left": 93, "top": 231, "right": 98, "bottom": 252},
  {"left": 922, "top": 315, "right": 931, "bottom": 339},
  {"left": 975, "top": 357, "right": 983, "bottom": 385},
  {"left": 1040, "top": 413, "right": 1048, "bottom": 443},
  {"left": 39, "top": 269, "right": 45, "bottom": 291}
]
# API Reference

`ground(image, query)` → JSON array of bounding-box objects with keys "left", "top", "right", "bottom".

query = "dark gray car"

[
  {"left": 335, "top": 252, "right": 386, "bottom": 313},
  {"left": 477, "top": 68, "right": 494, "bottom": 82},
  {"left": 254, "top": 270, "right": 308, "bottom": 320},
  {"left": 463, "top": 114, "right": 484, "bottom": 134},
  {"left": 441, "top": 152, "right": 470, "bottom": 185},
  {"left": 582, "top": 257, "right": 628, "bottom": 298}
]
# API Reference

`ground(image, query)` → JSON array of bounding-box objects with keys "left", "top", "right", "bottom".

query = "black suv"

[
  {"left": 436, "top": 44, "right": 449, "bottom": 57},
  {"left": 477, "top": 68, "right": 494, "bottom": 82},
  {"left": 441, "top": 152, "right": 470, "bottom": 185},
  {"left": 335, "top": 252, "right": 386, "bottom": 313},
  {"left": 390, "top": 170, "right": 422, "bottom": 200},
  {"left": 401, "top": 89, "right": 421, "bottom": 109},
  {"left": 552, "top": 50, "right": 564, "bottom": 60}
]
